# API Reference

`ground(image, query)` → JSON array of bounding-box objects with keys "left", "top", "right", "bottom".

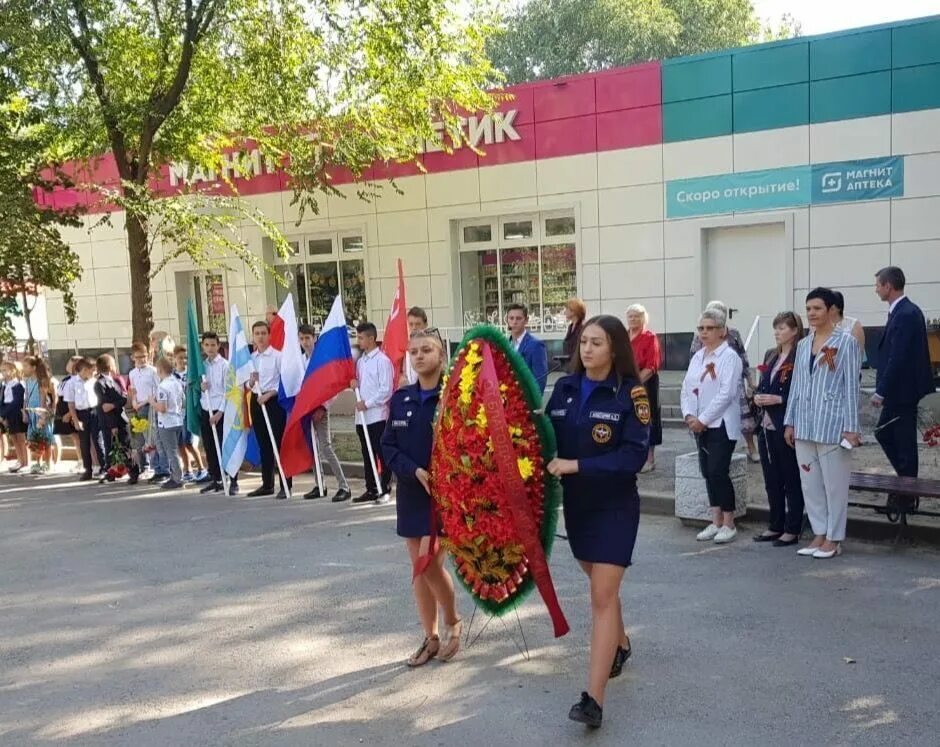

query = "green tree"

[
  {"left": 0, "top": 92, "right": 83, "bottom": 352},
  {"left": 2, "top": 0, "right": 500, "bottom": 342},
  {"left": 487, "top": 0, "right": 800, "bottom": 84}
]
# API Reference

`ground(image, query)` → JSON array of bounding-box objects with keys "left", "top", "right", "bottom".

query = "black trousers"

[
  {"left": 250, "top": 397, "right": 291, "bottom": 490},
  {"left": 200, "top": 409, "right": 230, "bottom": 484},
  {"left": 697, "top": 423, "right": 736, "bottom": 512},
  {"left": 875, "top": 403, "right": 919, "bottom": 478},
  {"left": 758, "top": 427, "right": 805, "bottom": 535},
  {"left": 357, "top": 420, "right": 391, "bottom": 495},
  {"left": 77, "top": 410, "right": 104, "bottom": 473}
]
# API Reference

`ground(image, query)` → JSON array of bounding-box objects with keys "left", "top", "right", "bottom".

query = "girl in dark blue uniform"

[
  {"left": 546, "top": 314, "right": 650, "bottom": 729},
  {"left": 381, "top": 330, "right": 461, "bottom": 667}
]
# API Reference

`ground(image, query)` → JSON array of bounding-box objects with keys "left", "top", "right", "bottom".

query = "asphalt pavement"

[{"left": 1, "top": 471, "right": 938, "bottom": 746}]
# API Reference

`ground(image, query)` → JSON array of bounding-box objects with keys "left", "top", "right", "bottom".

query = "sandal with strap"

[
  {"left": 437, "top": 619, "right": 463, "bottom": 662},
  {"left": 407, "top": 635, "right": 440, "bottom": 667}
]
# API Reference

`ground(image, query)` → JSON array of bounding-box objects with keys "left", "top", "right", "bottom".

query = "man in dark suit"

[
  {"left": 507, "top": 303, "right": 548, "bottom": 394},
  {"left": 872, "top": 266, "right": 934, "bottom": 479}
]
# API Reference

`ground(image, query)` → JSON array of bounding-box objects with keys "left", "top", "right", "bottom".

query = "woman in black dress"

[
  {"left": 381, "top": 330, "right": 461, "bottom": 667},
  {"left": 546, "top": 315, "right": 650, "bottom": 729}
]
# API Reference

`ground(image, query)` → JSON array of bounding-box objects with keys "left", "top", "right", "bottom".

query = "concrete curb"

[{"left": 639, "top": 490, "right": 940, "bottom": 546}]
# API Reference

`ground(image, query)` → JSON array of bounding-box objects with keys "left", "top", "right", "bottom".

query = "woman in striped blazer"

[{"left": 784, "top": 288, "right": 861, "bottom": 559}]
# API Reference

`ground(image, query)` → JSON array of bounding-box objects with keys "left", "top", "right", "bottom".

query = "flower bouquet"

[
  {"left": 430, "top": 325, "right": 568, "bottom": 636},
  {"left": 104, "top": 439, "right": 130, "bottom": 482}
]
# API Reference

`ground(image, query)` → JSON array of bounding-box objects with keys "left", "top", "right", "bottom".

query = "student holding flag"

[
  {"left": 221, "top": 306, "right": 254, "bottom": 489},
  {"left": 299, "top": 324, "right": 351, "bottom": 502},
  {"left": 281, "top": 296, "right": 356, "bottom": 485},
  {"left": 352, "top": 322, "right": 394, "bottom": 504},
  {"left": 198, "top": 331, "right": 234, "bottom": 495},
  {"left": 248, "top": 320, "right": 291, "bottom": 498}
]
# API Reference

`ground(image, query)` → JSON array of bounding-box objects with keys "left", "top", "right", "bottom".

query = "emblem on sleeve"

[
  {"left": 592, "top": 423, "right": 613, "bottom": 444},
  {"left": 631, "top": 385, "right": 651, "bottom": 426}
]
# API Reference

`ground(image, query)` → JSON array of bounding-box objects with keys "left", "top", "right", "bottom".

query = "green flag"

[{"left": 185, "top": 299, "right": 206, "bottom": 438}]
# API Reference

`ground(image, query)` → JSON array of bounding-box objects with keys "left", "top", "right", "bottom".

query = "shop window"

[
  {"left": 463, "top": 223, "right": 493, "bottom": 243},
  {"left": 459, "top": 210, "right": 577, "bottom": 335},
  {"left": 545, "top": 216, "right": 575, "bottom": 237},
  {"left": 341, "top": 259, "right": 367, "bottom": 325},
  {"left": 503, "top": 220, "right": 533, "bottom": 240},
  {"left": 341, "top": 235, "right": 365, "bottom": 253}
]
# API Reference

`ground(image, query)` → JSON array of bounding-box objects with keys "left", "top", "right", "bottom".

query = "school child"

[
  {"left": 172, "top": 345, "right": 207, "bottom": 482},
  {"left": 66, "top": 358, "right": 103, "bottom": 481},
  {"left": 22, "top": 356, "right": 56, "bottom": 474},
  {"left": 149, "top": 358, "right": 186, "bottom": 490},
  {"left": 128, "top": 342, "right": 168, "bottom": 482},
  {"left": 0, "top": 360, "right": 28, "bottom": 472}
]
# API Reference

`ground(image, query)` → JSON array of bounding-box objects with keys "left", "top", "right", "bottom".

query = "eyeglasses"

[
  {"left": 696, "top": 325, "right": 720, "bottom": 332},
  {"left": 411, "top": 326, "right": 444, "bottom": 347}
]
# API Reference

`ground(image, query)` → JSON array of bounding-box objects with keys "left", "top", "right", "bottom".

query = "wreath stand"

[{"left": 462, "top": 602, "right": 532, "bottom": 661}]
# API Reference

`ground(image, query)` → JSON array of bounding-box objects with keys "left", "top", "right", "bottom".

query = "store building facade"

[{"left": 41, "top": 15, "right": 940, "bottom": 367}]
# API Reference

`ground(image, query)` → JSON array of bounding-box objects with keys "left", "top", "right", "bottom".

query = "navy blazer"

[
  {"left": 547, "top": 373, "right": 649, "bottom": 510},
  {"left": 381, "top": 382, "right": 440, "bottom": 505},
  {"left": 756, "top": 348, "right": 796, "bottom": 432},
  {"left": 876, "top": 297, "right": 934, "bottom": 407},
  {"left": 0, "top": 381, "right": 24, "bottom": 423},
  {"left": 515, "top": 332, "right": 549, "bottom": 394}
]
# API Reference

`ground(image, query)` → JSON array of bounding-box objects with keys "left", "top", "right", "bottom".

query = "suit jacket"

[
  {"left": 784, "top": 326, "right": 861, "bottom": 444},
  {"left": 515, "top": 332, "right": 548, "bottom": 394},
  {"left": 875, "top": 296, "right": 934, "bottom": 407},
  {"left": 756, "top": 348, "right": 796, "bottom": 432}
]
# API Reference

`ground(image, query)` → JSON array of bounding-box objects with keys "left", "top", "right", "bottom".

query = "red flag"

[
  {"left": 269, "top": 314, "right": 286, "bottom": 351},
  {"left": 382, "top": 258, "right": 409, "bottom": 381}
]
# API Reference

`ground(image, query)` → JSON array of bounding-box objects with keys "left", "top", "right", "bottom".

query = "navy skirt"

[
  {"left": 396, "top": 480, "right": 432, "bottom": 538},
  {"left": 563, "top": 493, "right": 640, "bottom": 568}
]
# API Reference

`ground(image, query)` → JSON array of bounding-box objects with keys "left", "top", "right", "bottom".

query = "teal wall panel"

[
  {"left": 662, "top": 55, "right": 731, "bottom": 103},
  {"left": 663, "top": 96, "right": 732, "bottom": 142},
  {"left": 733, "top": 84, "right": 808, "bottom": 132},
  {"left": 892, "top": 19, "right": 940, "bottom": 68},
  {"left": 811, "top": 71, "right": 891, "bottom": 123},
  {"left": 893, "top": 64, "right": 940, "bottom": 113},
  {"left": 810, "top": 30, "right": 891, "bottom": 80},
  {"left": 733, "top": 43, "right": 808, "bottom": 91}
]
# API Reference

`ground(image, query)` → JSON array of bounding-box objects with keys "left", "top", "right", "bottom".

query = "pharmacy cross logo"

[{"left": 820, "top": 172, "right": 842, "bottom": 194}]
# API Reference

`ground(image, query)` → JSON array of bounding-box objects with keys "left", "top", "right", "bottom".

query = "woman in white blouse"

[{"left": 680, "top": 308, "right": 744, "bottom": 544}]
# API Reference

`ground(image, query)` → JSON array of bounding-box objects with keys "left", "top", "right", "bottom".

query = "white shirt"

[
  {"left": 129, "top": 365, "right": 159, "bottom": 409},
  {"left": 200, "top": 355, "right": 230, "bottom": 412},
  {"left": 156, "top": 376, "right": 184, "bottom": 428},
  {"left": 680, "top": 341, "right": 744, "bottom": 440},
  {"left": 888, "top": 295, "right": 906, "bottom": 315},
  {"left": 356, "top": 347, "right": 394, "bottom": 425},
  {"left": 512, "top": 331, "right": 527, "bottom": 351},
  {"left": 3, "top": 381, "right": 15, "bottom": 404},
  {"left": 71, "top": 377, "right": 97, "bottom": 410},
  {"left": 251, "top": 347, "right": 281, "bottom": 393}
]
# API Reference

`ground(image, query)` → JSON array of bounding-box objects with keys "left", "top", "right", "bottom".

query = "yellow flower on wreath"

[
  {"left": 458, "top": 342, "right": 483, "bottom": 407},
  {"left": 474, "top": 405, "right": 487, "bottom": 430},
  {"left": 517, "top": 457, "right": 534, "bottom": 481}
]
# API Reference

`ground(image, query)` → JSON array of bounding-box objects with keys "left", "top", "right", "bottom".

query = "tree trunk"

[
  {"left": 126, "top": 211, "right": 154, "bottom": 344},
  {"left": 20, "top": 289, "right": 35, "bottom": 354}
]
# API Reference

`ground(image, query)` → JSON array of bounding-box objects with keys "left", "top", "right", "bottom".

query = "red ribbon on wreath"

[{"left": 479, "top": 342, "right": 569, "bottom": 638}]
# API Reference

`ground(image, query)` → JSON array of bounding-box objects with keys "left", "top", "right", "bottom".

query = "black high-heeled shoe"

[
  {"left": 609, "top": 642, "right": 632, "bottom": 678},
  {"left": 753, "top": 532, "right": 782, "bottom": 543}
]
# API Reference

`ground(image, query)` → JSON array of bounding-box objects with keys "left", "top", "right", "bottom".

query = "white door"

[{"left": 704, "top": 223, "right": 788, "bottom": 363}]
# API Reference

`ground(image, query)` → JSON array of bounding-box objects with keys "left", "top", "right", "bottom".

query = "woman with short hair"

[
  {"left": 681, "top": 308, "right": 744, "bottom": 544},
  {"left": 625, "top": 304, "right": 662, "bottom": 472},
  {"left": 691, "top": 300, "right": 759, "bottom": 462}
]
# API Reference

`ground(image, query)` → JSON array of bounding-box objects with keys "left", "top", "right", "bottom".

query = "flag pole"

[
  {"left": 202, "top": 376, "right": 229, "bottom": 494},
  {"left": 310, "top": 421, "right": 324, "bottom": 494},
  {"left": 255, "top": 387, "right": 291, "bottom": 499},
  {"left": 354, "top": 387, "right": 383, "bottom": 494}
]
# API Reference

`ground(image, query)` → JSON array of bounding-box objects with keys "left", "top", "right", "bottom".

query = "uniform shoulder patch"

[{"left": 630, "top": 385, "right": 651, "bottom": 426}]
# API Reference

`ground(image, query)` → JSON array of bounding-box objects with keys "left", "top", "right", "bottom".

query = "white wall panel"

[
  {"left": 597, "top": 145, "right": 663, "bottom": 189},
  {"left": 810, "top": 115, "right": 891, "bottom": 163},
  {"left": 537, "top": 153, "right": 598, "bottom": 194},
  {"left": 663, "top": 136, "right": 733, "bottom": 180},
  {"left": 479, "top": 161, "right": 537, "bottom": 202},
  {"left": 425, "top": 169, "right": 481, "bottom": 208},
  {"left": 599, "top": 222, "right": 664, "bottom": 263},
  {"left": 598, "top": 184, "right": 663, "bottom": 226},
  {"left": 891, "top": 240, "right": 940, "bottom": 284},
  {"left": 891, "top": 196, "right": 940, "bottom": 242},
  {"left": 809, "top": 244, "right": 890, "bottom": 288},
  {"left": 665, "top": 258, "right": 696, "bottom": 297},
  {"left": 598, "top": 259, "right": 664, "bottom": 300},
  {"left": 809, "top": 201, "right": 890, "bottom": 247},
  {"left": 893, "top": 109, "right": 940, "bottom": 156},
  {"left": 734, "top": 126, "right": 809, "bottom": 172}
]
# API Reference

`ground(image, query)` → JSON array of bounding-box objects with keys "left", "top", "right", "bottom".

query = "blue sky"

[{"left": 752, "top": 0, "right": 940, "bottom": 34}]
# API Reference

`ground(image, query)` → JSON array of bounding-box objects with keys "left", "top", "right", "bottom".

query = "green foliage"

[
  {"left": 1, "top": 0, "right": 502, "bottom": 339},
  {"left": 0, "top": 89, "right": 83, "bottom": 348},
  {"left": 487, "top": 0, "right": 801, "bottom": 84}
]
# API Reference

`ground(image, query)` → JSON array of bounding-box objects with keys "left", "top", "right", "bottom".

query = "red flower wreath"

[{"left": 430, "top": 325, "right": 565, "bottom": 631}]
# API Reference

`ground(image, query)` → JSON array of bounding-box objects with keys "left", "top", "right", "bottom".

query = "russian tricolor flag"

[{"left": 281, "top": 295, "right": 355, "bottom": 477}]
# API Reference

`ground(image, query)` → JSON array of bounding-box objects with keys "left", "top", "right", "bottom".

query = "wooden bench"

[{"left": 849, "top": 471, "right": 940, "bottom": 541}]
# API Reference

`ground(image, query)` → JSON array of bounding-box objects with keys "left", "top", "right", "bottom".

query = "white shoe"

[
  {"left": 813, "top": 546, "right": 842, "bottom": 559},
  {"left": 714, "top": 526, "right": 738, "bottom": 544},
  {"left": 797, "top": 546, "right": 821, "bottom": 556},
  {"left": 696, "top": 524, "right": 721, "bottom": 541},
  {"left": 374, "top": 493, "right": 391, "bottom": 505},
  {"left": 8, "top": 462, "right": 24, "bottom": 474},
  {"left": 746, "top": 451, "right": 761, "bottom": 464}
]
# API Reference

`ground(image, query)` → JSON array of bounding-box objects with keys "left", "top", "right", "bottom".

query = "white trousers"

[{"left": 794, "top": 440, "right": 850, "bottom": 541}]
